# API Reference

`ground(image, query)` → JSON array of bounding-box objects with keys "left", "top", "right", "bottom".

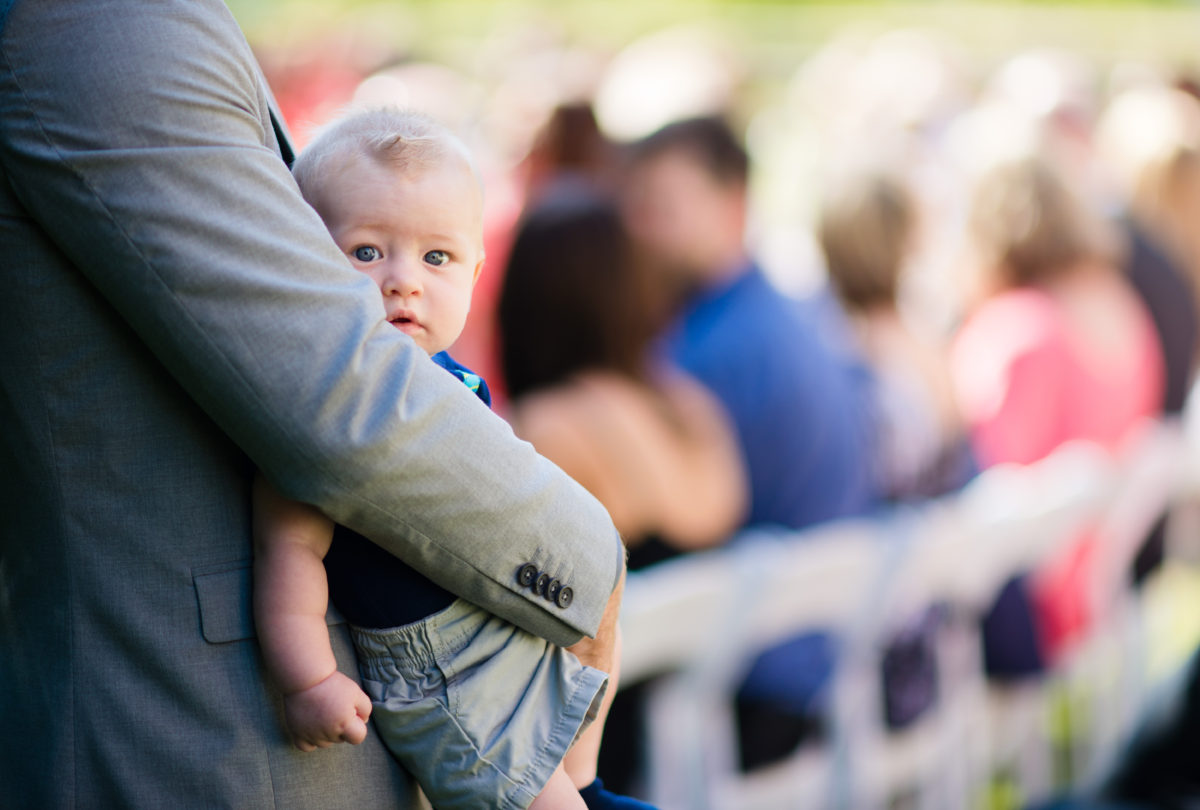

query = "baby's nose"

[{"left": 381, "top": 259, "right": 422, "bottom": 296}]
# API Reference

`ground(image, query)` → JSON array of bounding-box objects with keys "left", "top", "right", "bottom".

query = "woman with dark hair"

[
  {"left": 498, "top": 190, "right": 747, "bottom": 798},
  {"left": 499, "top": 189, "right": 746, "bottom": 569}
]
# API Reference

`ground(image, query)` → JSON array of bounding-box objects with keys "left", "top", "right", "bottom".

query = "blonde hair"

[
  {"left": 967, "top": 156, "right": 1112, "bottom": 289},
  {"left": 292, "top": 107, "right": 476, "bottom": 211},
  {"left": 1097, "top": 86, "right": 1200, "bottom": 224},
  {"left": 818, "top": 168, "right": 914, "bottom": 311},
  {"left": 1097, "top": 86, "right": 1200, "bottom": 263}
]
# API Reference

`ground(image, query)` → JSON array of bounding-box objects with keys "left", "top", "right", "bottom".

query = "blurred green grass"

[{"left": 228, "top": 0, "right": 1200, "bottom": 76}]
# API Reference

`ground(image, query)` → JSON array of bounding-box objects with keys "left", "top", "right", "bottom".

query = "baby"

[{"left": 253, "top": 108, "right": 648, "bottom": 810}]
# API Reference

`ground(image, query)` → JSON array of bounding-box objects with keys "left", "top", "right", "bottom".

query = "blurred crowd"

[{"left": 259, "top": 18, "right": 1200, "bottom": 804}]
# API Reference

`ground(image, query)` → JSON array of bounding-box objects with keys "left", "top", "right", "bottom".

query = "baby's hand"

[{"left": 282, "top": 671, "right": 373, "bottom": 752}]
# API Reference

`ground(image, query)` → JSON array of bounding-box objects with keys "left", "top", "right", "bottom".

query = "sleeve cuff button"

[
  {"left": 516, "top": 563, "right": 538, "bottom": 588},
  {"left": 555, "top": 586, "right": 573, "bottom": 609}
]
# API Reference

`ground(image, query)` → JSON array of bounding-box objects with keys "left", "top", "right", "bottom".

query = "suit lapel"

[
  {"left": 269, "top": 106, "right": 296, "bottom": 169},
  {"left": 254, "top": 60, "right": 296, "bottom": 168}
]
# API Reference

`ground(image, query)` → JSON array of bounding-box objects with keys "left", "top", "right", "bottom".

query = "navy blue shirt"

[
  {"left": 323, "top": 352, "right": 491, "bottom": 629},
  {"left": 662, "top": 264, "right": 879, "bottom": 532}
]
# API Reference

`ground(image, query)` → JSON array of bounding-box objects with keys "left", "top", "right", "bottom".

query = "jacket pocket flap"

[
  {"left": 193, "top": 561, "right": 255, "bottom": 644},
  {"left": 193, "top": 560, "right": 347, "bottom": 644}
]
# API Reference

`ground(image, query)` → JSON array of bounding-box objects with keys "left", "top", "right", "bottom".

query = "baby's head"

[{"left": 294, "top": 108, "right": 485, "bottom": 355}]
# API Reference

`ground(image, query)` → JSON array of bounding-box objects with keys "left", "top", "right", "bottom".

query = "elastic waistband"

[{"left": 350, "top": 597, "right": 484, "bottom": 673}]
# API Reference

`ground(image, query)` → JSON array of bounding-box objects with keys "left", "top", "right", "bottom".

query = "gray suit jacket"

[{"left": 0, "top": 1, "right": 623, "bottom": 807}]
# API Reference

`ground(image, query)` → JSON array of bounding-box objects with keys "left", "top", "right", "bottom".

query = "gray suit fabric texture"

[{"left": 0, "top": 1, "right": 623, "bottom": 807}]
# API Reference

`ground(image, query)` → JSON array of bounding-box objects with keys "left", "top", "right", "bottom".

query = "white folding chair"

[
  {"left": 946, "top": 440, "right": 1119, "bottom": 807},
  {"left": 622, "top": 522, "right": 886, "bottom": 810},
  {"left": 845, "top": 442, "right": 1116, "bottom": 810},
  {"left": 1060, "top": 419, "right": 1186, "bottom": 791},
  {"left": 618, "top": 437, "right": 1133, "bottom": 810},
  {"left": 843, "top": 504, "right": 988, "bottom": 810},
  {"left": 621, "top": 548, "right": 746, "bottom": 687}
]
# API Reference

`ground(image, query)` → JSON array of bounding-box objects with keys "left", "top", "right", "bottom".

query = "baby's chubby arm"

[{"left": 252, "top": 473, "right": 372, "bottom": 751}]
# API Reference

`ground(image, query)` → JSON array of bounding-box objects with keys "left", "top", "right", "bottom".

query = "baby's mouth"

[{"left": 389, "top": 314, "right": 423, "bottom": 334}]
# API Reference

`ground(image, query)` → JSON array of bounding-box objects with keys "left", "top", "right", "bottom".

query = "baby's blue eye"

[
  {"left": 353, "top": 245, "right": 381, "bottom": 262},
  {"left": 424, "top": 250, "right": 449, "bottom": 267}
]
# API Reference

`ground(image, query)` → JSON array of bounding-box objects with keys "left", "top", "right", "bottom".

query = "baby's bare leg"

[
  {"left": 566, "top": 566, "right": 624, "bottom": 675},
  {"left": 529, "top": 764, "right": 587, "bottom": 810},
  {"left": 563, "top": 569, "right": 625, "bottom": 788},
  {"left": 564, "top": 624, "right": 622, "bottom": 788}
]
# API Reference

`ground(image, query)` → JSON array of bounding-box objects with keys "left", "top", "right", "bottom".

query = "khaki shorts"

[{"left": 351, "top": 598, "right": 608, "bottom": 810}]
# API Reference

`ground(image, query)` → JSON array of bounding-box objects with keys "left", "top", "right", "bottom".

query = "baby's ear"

[{"left": 471, "top": 253, "right": 486, "bottom": 285}]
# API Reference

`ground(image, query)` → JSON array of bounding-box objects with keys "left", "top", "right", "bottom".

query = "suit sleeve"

[{"left": 0, "top": 0, "right": 622, "bottom": 646}]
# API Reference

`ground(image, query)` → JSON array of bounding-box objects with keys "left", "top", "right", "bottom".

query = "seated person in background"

[
  {"left": 1094, "top": 85, "right": 1200, "bottom": 583},
  {"left": 817, "top": 161, "right": 978, "bottom": 729},
  {"left": 1096, "top": 83, "right": 1200, "bottom": 414},
  {"left": 619, "top": 116, "right": 879, "bottom": 533},
  {"left": 497, "top": 187, "right": 748, "bottom": 796},
  {"left": 952, "top": 155, "right": 1164, "bottom": 674},
  {"left": 499, "top": 188, "right": 747, "bottom": 574},
  {"left": 617, "top": 115, "right": 881, "bottom": 773},
  {"left": 954, "top": 155, "right": 1163, "bottom": 466},
  {"left": 253, "top": 108, "right": 650, "bottom": 810},
  {"left": 817, "top": 162, "right": 976, "bottom": 502}
]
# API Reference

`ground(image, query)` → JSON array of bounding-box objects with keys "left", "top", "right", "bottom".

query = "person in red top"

[{"left": 952, "top": 155, "right": 1164, "bottom": 668}]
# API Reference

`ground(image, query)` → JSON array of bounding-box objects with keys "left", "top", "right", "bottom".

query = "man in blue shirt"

[
  {"left": 621, "top": 116, "right": 877, "bottom": 540},
  {"left": 619, "top": 116, "right": 881, "bottom": 770},
  {"left": 663, "top": 267, "right": 877, "bottom": 529}
]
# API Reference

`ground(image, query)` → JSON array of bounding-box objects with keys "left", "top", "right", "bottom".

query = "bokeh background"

[{"left": 228, "top": 0, "right": 1200, "bottom": 392}]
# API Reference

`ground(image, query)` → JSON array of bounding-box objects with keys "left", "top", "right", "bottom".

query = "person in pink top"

[
  {"left": 952, "top": 156, "right": 1164, "bottom": 669},
  {"left": 954, "top": 289, "right": 1162, "bottom": 467},
  {"left": 954, "top": 157, "right": 1163, "bottom": 466}
]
